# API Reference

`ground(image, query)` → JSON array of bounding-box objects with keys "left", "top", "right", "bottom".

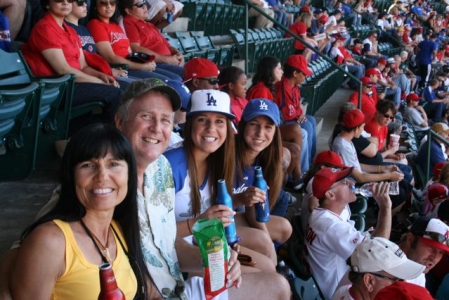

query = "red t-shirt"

[
  {"left": 286, "top": 22, "right": 307, "bottom": 50},
  {"left": 22, "top": 13, "right": 81, "bottom": 76},
  {"left": 231, "top": 96, "right": 248, "bottom": 124},
  {"left": 349, "top": 92, "right": 377, "bottom": 123},
  {"left": 123, "top": 16, "right": 171, "bottom": 56},
  {"left": 247, "top": 82, "right": 274, "bottom": 101},
  {"left": 275, "top": 77, "right": 302, "bottom": 122},
  {"left": 87, "top": 19, "right": 130, "bottom": 58},
  {"left": 365, "top": 119, "right": 388, "bottom": 151}
]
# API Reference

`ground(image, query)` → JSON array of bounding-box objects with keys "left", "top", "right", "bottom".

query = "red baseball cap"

[
  {"left": 300, "top": 5, "right": 311, "bottom": 12},
  {"left": 342, "top": 109, "right": 365, "bottom": 128},
  {"left": 428, "top": 183, "right": 449, "bottom": 203},
  {"left": 360, "top": 77, "right": 374, "bottom": 85},
  {"left": 314, "top": 150, "right": 346, "bottom": 168},
  {"left": 433, "top": 161, "right": 446, "bottom": 177},
  {"left": 406, "top": 93, "right": 421, "bottom": 102},
  {"left": 373, "top": 281, "right": 433, "bottom": 300},
  {"left": 285, "top": 54, "right": 313, "bottom": 76},
  {"left": 182, "top": 58, "right": 219, "bottom": 82},
  {"left": 378, "top": 58, "right": 387, "bottom": 65},
  {"left": 365, "top": 68, "right": 381, "bottom": 77},
  {"left": 319, "top": 15, "right": 329, "bottom": 23},
  {"left": 295, "top": 22, "right": 307, "bottom": 35},
  {"left": 312, "top": 167, "right": 353, "bottom": 199}
]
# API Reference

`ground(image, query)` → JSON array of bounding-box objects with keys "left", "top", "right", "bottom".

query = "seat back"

[{"left": 291, "top": 276, "right": 324, "bottom": 300}]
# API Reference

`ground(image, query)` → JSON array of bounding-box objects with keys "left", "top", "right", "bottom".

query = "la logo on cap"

[
  {"left": 206, "top": 93, "right": 217, "bottom": 107},
  {"left": 259, "top": 100, "right": 268, "bottom": 110}
]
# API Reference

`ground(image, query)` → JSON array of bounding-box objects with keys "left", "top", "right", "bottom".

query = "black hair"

[
  {"left": 376, "top": 99, "right": 396, "bottom": 115},
  {"left": 20, "top": 123, "right": 150, "bottom": 293},
  {"left": 218, "top": 66, "right": 245, "bottom": 94},
  {"left": 438, "top": 200, "right": 449, "bottom": 224},
  {"left": 283, "top": 63, "right": 300, "bottom": 78},
  {"left": 249, "top": 56, "right": 280, "bottom": 95},
  {"left": 89, "top": 0, "right": 122, "bottom": 24}
]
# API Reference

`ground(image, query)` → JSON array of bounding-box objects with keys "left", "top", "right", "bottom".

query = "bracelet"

[
  {"left": 187, "top": 218, "right": 192, "bottom": 234},
  {"left": 378, "top": 165, "right": 381, "bottom": 174}
]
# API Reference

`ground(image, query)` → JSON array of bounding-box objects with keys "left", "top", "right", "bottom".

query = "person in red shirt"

[
  {"left": 349, "top": 77, "right": 377, "bottom": 123},
  {"left": 87, "top": 0, "right": 181, "bottom": 81},
  {"left": 365, "top": 68, "right": 382, "bottom": 102},
  {"left": 364, "top": 100, "right": 407, "bottom": 164},
  {"left": 21, "top": 0, "right": 123, "bottom": 120},
  {"left": 120, "top": 0, "right": 184, "bottom": 77},
  {"left": 218, "top": 66, "right": 248, "bottom": 125}
]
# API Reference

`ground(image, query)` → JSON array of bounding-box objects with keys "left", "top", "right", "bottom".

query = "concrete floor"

[{"left": 0, "top": 87, "right": 352, "bottom": 259}]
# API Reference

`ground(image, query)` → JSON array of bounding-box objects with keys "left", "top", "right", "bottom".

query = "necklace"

[{"left": 80, "top": 220, "right": 112, "bottom": 263}]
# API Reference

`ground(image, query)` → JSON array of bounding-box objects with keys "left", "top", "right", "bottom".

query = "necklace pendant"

[{"left": 104, "top": 247, "right": 111, "bottom": 263}]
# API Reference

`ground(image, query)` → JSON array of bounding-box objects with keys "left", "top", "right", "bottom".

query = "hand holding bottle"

[
  {"left": 389, "top": 171, "right": 404, "bottom": 181},
  {"left": 239, "top": 186, "right": 266, "bottom": 207},
  {"left": 199, "top": 204, "right": 235, "bottom": 227},
  {"left": 372, "top": 182, "right": 392, "bottom": 210}
]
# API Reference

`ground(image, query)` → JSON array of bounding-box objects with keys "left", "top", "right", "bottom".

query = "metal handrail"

[{"left": 425, "top": 130, "right": 449, "bottom": 182}]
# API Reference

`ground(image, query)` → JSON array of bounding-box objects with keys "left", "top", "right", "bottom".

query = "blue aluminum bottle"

[
  {"left": 216, "top": 179, "right": 239, "bottom": 245},
  {"left": 254, "top": 166, "right": 270, "bottom": 223}
]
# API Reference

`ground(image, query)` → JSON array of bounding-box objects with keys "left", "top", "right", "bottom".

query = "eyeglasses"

[
  {"left": 99, "top": 0, "right": 117, "bottom": 6},
  {"left": 331, "top": 179, "right": 350, "bottom": 190},
  {"left": 416, "top": 231, "right": 449, "bottom": 246},
  {"left": 365, "top": 85, "right": 373, "bottom": 88},
  {"left": 383, "top": 114, "right": 394, "bottom": 120},
  {"left": 53, "top": 0, "right": 75, "bottom": 3},
  {"left": 133, "top": 0, "right": 146, "bottom": 8},
  {"left": 370, "top": 273, "right": 403, "bottom": 282},
  {"left": 198, "top": 78, "right": 219, "bottom": 85}
]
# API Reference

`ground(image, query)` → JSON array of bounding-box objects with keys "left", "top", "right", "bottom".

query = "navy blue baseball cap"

[
  {"left": 241, "top": 99, "right": 280, "bottom": 126},
  {"left": 164, "top": 79, "right": 191, "bottom": 111}
]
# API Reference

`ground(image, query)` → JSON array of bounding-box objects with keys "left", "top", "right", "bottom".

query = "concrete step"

[{"left": 162, "top": 17, "right": 189, "bottom": 33}]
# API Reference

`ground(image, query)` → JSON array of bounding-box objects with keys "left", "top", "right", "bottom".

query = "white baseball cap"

[
  {"left": 187, "top": 89, "right": 235, "bottom": 119},
  {"left": 350, "top": 237, "right": 425, "bottom": 280}
]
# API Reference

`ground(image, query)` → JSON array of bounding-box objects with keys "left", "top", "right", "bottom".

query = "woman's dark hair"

[
  {"left": 218, "top": 66, "right": 245, "bottom": 94},
  {"left": 235, "top": 119, "right": 283, "bottom": 209},
  {"left": 21, "top": 123, "right": 149, "bottom": 294},
  {"left": 89, "top": 0, "right": 122, "bottom": 24},
  {"left": 376, "top": 99, "right": 396, "bottom": 115},
  {"left": 249, "top": 56, "right": 280, "bottom": 95}
]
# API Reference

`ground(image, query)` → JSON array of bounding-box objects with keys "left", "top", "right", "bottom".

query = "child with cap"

[
  {"left": 306, "top": 167, "right": 393, "bottom": 299},
  {"left": 182, "top": 58, "right": 220, "bottom": 92},
  {"left": 404, "top": 92, "right": 429, "bottom": 131},
  {"left": 218, "top": 66, "right": 248, "bottom": 125},
  {"left": 424, "top": 183, "right": 449, "bottom": 216},
  {"left": 233, "top": 99, "right": 292, "bottom": 246},
  {"left": 164, "top": 89, "right": 279, "bottom": 272},
  {"left": 275, "top": 54, "right": 317, "bottom": 174},
  {"left": 333, "top": 237, "right": 425, "bottom": 300},
  {"left": 331, "top": 108, "right": 407, "bottom": 214}
]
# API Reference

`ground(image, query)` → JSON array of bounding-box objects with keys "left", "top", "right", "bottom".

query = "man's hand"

[{"left": 372, "top": 182, "right": 392, "bottom": 210}]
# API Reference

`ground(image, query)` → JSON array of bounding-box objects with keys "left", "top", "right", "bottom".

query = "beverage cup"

[{"left": 389, "top": 134, "right": 400, "bottom": 147}]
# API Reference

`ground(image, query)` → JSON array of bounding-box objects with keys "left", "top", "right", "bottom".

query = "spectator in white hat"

[{"left": 333, "top": 237, "right": 425, "bottom": 300}]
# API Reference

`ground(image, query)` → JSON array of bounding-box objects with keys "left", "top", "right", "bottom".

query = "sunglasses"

[
  {"left": 99, "top": 0, "right": 117, "bottom": 6},
  {"left": 198, "top": 78, "right": 219, "bottom": 85},
  {"left": 53, "top": 0, "right": 76, "bottom": 3},
  {"left": 383, "top": 114, "right": 394, "bottom": 120},
  {"left": 75, "top": 0, "right": 86, "bottom": 5},
  {"left": 133, "top": 0, "right": 146, "bottom": 7},
  {"left": 417, "top": 231, "right": 449, "bottom": 246},
  {"left": 365, "top": 85, "right": 373, "bottom": 88},
  {"left": 369, "top": 273, "right": 403, "bottom": 282}
]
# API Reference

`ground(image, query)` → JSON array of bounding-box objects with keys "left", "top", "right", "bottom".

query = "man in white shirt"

[
  {"left": 332, "top": 237, "right": 425, "bottom": 300},
  {"left": 305, "top": 167, "right": 393, "bottom": 299}
]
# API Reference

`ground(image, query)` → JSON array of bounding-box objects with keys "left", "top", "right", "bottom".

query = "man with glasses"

[
  {"left": 349, "top": 77, "right": 378, "bottom": 123},
  {"left": 332, "top": 237, "right": 425, "bottom": 300},
  {"left": 305, "top": 165, "right": 393, "bottom": 299},
  {"left": 362, "top": 31, "right": 385, "bottom": 60},
  {"left": 399, "top": 217, "right": 449, "bottom": 287}
]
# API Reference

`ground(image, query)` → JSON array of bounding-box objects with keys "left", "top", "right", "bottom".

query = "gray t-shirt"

[
  {"left": 403, "top": 107, "right": 429, "bottom": 131},
  {"left": 331, "top": 135, "right": 362, "bottom": 171}
]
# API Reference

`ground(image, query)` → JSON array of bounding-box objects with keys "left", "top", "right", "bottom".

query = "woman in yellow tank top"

[{"left": 10, "top": 124, "right": 149, "bottom": 300}]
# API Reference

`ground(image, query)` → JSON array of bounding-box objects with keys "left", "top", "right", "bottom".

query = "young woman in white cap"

[{"left": 164, "top": 90, "right": 278, "bottom": 272}]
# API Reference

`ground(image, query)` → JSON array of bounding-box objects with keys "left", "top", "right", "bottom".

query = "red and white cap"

[{"left": 409, "top": 217, "right": 449, "bottom": 254}]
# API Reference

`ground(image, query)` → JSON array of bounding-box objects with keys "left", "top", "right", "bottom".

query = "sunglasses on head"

[
  {"left": 133, "top": 0, "right": 146, "bottom": 7},
  {"left": 99, "top": 0, "right": 117, "bottom": 6},
  {"left": 198, "top": 78, "right": 219, "bottom": 85},
  {"left": 417, "top": 231, "right": 449, "bottom": 246},
  {"left": 53, "top": 0, "right": 76, "bottom": 3},
  {"left": 383, "top": 114, "right": 394, "bottom": 120}
]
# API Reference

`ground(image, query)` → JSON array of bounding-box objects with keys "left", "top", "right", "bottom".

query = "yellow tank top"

[{"left": 52, "top": 219, "right": 137, "bottom": 300}]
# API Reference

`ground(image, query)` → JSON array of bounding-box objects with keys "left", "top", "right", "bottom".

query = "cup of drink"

[{"left": 389, "top": 134, "right": 400, "bottom": 147}]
